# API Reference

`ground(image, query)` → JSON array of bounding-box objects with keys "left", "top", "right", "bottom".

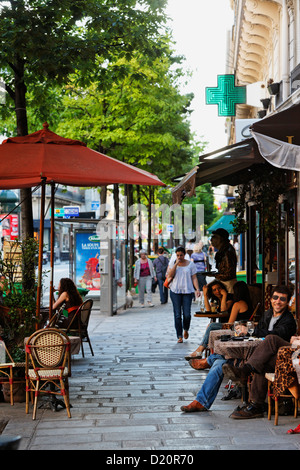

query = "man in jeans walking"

[{"left": 153, "top": 247, "right": 169, "bottom": 304}]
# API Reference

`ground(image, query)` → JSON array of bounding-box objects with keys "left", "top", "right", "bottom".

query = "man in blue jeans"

[{"left": 181, "top": 285, "right": 296, "bottom": 413}]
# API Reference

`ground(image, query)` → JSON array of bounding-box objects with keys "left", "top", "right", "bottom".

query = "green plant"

[
  {"left": 231, "top": 166, "right": 294, "bottom": 240},
  {"left": 0, "top": 238, "right": 38, "bottom": 360}
]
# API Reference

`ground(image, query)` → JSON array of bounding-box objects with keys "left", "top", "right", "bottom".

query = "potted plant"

[
  {"left": 0, "top": 238, "right": 39, "bottom": 402},
  {"left": 267, "top": 78, "right": 280, "bottom": 95}
]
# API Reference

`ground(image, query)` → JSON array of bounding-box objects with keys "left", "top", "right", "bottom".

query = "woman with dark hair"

[
  {"left": 53, "top": 278, "right": 83, "bottom": 328},
  {"left": 203, "top": 280, "right": 234, "bottom": 315},
  {"left": 186, "top": 281, "right": 251, "bottom": 360}
]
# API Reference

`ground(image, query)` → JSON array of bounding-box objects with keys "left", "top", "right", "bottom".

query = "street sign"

[
  {"left": 206, "top": 75, "right": 246, "bottom": 117},
  {"left": 63, "top": 206, "right": 80, "bottom": 218},
  {"left": 167, "top": 224, "right": 174, "bottom": 233}
]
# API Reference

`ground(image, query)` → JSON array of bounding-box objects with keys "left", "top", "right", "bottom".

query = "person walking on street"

[
  {"left": 153, "top": 247, "right": 169, "bottom": 304},
  {"left": 167, "top": 246, "right": 201, "bottom": 343},
  {"left": 190, "top": 243, "right": 207, "bottom": 292},
  {"left": 134, "top": 249, "right": 155, "bottom": 308}
]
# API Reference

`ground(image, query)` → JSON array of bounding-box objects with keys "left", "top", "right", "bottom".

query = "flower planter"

[
  {"left": 2, "top": 382, "right": 26, "bottom": 403},
  {"left": 268, "top": 82, "right": 280, "bottom": 95}
]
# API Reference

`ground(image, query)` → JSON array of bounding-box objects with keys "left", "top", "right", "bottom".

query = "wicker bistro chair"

[
  {"left": 0, "top": 339, "right": 25, "bottom": 406},
  {"left": 61, "top": 299, "right": 94, "bottom": 358},
  {"left": 25, "top": 328, "right": 72, "bottom": 420}
]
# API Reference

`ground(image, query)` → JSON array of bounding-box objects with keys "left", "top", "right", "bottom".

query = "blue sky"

[{"left": 166, "top": 0, "right": 234, "bottom": 152}]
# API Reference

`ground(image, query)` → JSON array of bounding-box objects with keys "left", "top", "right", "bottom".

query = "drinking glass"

[
  {"left": 234, "top": 321, "right": 240, "bottom": 336},
  {"left": 247, "top": 321, "right": 254, "bottom": 337}
]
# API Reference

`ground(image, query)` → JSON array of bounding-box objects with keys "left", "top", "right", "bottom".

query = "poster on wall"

[
  {"left": 0, "top": 214, "right": 19, "bottom": 240},
  {"left": 75, "top": 231, "right": 100, "bottom": 291}
]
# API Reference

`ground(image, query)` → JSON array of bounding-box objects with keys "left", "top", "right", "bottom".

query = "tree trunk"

[{"left": 14, "top": 56, "right": 34, "bottom": 239}]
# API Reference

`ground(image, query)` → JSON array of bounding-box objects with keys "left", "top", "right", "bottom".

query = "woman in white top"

[{"left": 167, "top": 246, "right": 201, "bottom": 343}]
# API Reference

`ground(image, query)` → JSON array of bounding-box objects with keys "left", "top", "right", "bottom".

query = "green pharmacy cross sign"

[{"left": 206, "top": 75, "right": 246, "bottom": 117}]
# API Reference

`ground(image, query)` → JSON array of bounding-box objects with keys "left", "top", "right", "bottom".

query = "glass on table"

[
  {"left": 233, "top": 321, "right": 240, "bottom": 336},
  {"left": 247, "top": 321, "right": 255, "bottom": 338}
]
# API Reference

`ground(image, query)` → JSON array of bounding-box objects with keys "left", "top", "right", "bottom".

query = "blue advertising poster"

[{"left": 75, "top": 231, "right": 100, "bottom": 291}]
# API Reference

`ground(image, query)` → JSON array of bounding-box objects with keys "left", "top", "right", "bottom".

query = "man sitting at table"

[{"left": 180, "top": 285, "right": 297, "bottom": 414}]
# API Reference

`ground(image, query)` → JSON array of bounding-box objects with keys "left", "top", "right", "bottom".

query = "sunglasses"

[{"left": 272, "top": 295, "right": 287, "bottom": 302}]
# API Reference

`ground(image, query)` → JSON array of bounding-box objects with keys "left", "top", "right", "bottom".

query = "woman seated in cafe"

[
  {"left": 186, "top": 281, "right": 252, "bottom": 361},
  {"left": 52, "top": 278, "right": 83, "bottom": 329}
]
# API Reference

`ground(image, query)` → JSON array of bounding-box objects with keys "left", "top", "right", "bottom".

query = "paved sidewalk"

[{"left": 1, "top": 292, "right": 300, "bottom": 450}]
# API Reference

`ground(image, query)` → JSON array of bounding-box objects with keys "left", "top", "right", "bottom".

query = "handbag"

[{"left": 163, "top": 277, "right": 173, "bottom": 289}]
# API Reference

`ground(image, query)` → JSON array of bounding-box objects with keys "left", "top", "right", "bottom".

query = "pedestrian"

[
  {"left": 180, "top": 285, "right": 297, "bottom": 414},
  {"left": 153, "top": 247, "right": 169, "bottom": 304},
  {"left": 190, "top": 243, "right": 207, "bottom": 292},
  {"left": 133, "top": 249, "right": 155, "bottom": 308},
  {"left": 167, "top": 246, "right": 201, "bottom": 343},
  {"left": 210, "top": 228, "right": 237, "bottom": 293},
  {"left": 52, "top": 277, "right": 83, "bottom": 328}
]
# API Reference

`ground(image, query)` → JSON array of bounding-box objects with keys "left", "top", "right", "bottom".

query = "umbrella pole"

[
  {"left": 36, "top": 180, "right": 45, "bottom": 328},
  {"left": 49, "top": 182, "right": 55, "bottom": 319}
]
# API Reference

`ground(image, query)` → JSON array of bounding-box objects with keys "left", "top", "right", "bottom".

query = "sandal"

[{"left": 177, "top": 337, "right": 183, "bottom": 343}]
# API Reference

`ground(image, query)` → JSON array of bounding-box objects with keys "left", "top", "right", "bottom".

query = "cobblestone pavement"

[{"left": 1, "top": 292, "right": 300, "bottom": 451}]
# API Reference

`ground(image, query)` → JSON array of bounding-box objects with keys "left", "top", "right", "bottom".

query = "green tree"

[{"left": 0, "top": 0, "right": 167, "bottom": 237}]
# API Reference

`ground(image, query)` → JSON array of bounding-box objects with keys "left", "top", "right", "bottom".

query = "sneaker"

[
  {"left": 147, "top": 302, "right": 154, "bottom": 307},
  {"left": 140, "top": 303, "right": 144, "bottom": 308},
  {"left": 229, "top": 402, "right": 264, "bottom": 419}
]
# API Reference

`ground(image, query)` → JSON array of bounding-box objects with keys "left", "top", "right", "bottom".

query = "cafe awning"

[
  {"left": 171, "top": 138, "right": 265, "bottom": 203},
  {"left": 207, "top": 214, "right": 236, "bottom": 234},
  {"left": 251, "top": 102, "right": 300, "bottom": 171}
]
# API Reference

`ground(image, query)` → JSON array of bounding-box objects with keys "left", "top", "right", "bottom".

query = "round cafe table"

[
  {"left": 208, "top": 329, "right": 234, "bottom": 351},
  {"left": 214, "top": 337, "right": 262, "bottom": 361}
]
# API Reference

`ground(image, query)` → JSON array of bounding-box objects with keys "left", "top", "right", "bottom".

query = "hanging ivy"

[{"left": 231, "top": 165, "right": 294, "bottom": 240}]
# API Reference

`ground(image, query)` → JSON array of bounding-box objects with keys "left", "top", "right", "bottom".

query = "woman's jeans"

[
  {"left": 170, "top": 291, "right": 194, "bottom": 338},
  {"left": 200, "top": 322, "right": 223, "bottom": 348},
  {"left": 196, "top": 354, "right": 229, "bottom": 409},
  {"left": 138, "top": 276, "right": 152, "bottom": 304}
]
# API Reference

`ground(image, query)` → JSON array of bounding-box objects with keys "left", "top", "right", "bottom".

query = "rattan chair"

[
  {"left": 62, "top": 299, "right": 94, "bottom": 357},
  {"left": 25, "top": 328, "right": 71, "bottom": 420}
]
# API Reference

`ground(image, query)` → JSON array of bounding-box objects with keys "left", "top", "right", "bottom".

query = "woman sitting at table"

[
  {"left": 186, "top": 281, "right": 252, "bottom": 361},
  {"left": 53, "top": 278, "right": 83, "bottom": 329}
]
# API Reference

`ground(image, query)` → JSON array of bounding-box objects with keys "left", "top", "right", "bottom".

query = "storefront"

[{"left": 171, "top": 104, "right": 300, "bottom": 322}]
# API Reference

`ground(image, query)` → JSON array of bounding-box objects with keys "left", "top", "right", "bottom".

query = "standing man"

[
  {"left": 153, "top": 247, "right": 169, "bottom": 304},
  {"left": 211, "top": 228, "right": 237, "bottom": 293}
]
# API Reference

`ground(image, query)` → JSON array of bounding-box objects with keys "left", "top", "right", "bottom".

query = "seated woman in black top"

[
  {"left": 186, "top": 281, "right": 252, "bottom": 359},
  {"left": 53, "top": 278, "right": 83, "bottom": 329}
]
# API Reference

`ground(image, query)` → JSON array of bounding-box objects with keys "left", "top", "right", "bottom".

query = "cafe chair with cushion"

[
  {"left": 62, "top": 299, "right": 94, "bottom": 358},
  {"left": 266, "top": 372, "right": 299, "bottom": 426},
  {"left": 25, "top": 328, "right": 72, "bottom": 420}
]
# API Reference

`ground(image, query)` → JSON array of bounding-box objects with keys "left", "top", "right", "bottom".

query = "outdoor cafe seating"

[
  {"left": 48, "top": 299, "right": 94, "bottom": 358},
  {"left": 25, "top": 328, "right": 72, "bottom": 420}
]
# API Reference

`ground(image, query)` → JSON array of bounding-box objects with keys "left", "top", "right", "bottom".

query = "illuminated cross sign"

[{"left": 206, "top": 75, "right": 246, "bottom": 117}]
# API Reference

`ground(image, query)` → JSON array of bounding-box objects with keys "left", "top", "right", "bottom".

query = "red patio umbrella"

[{"left": 0, "top": 123, "right": 166, "bottom": 321}]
